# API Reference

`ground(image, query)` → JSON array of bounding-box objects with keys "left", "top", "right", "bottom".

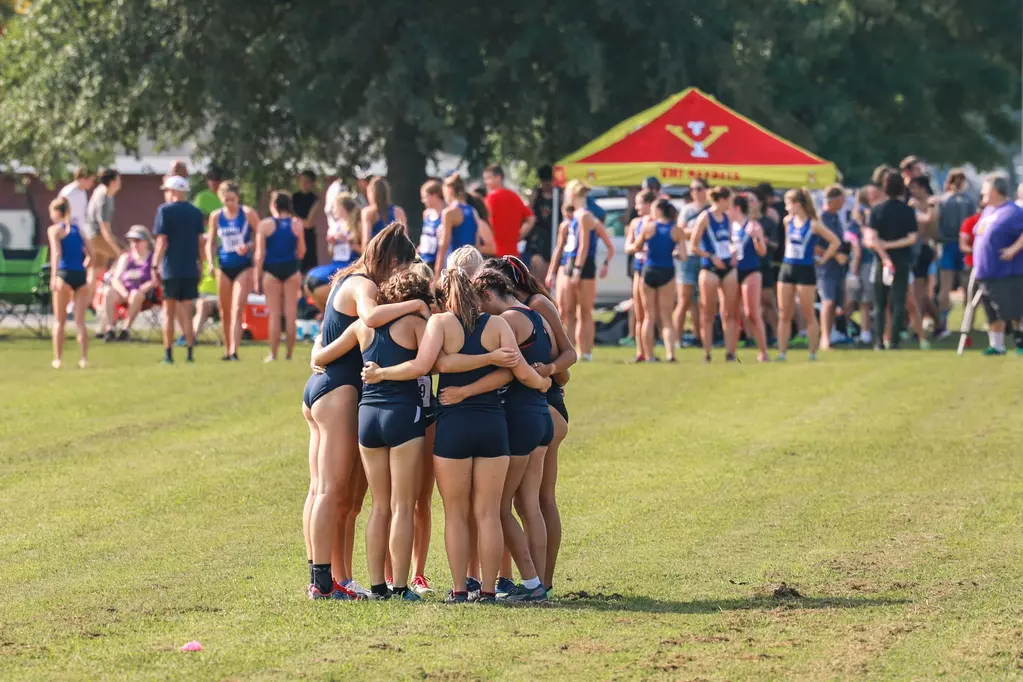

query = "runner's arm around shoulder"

[
  {"left": 353, "top": 277, "right": 429, "bottom": 328},
  {"left": 493, "top": 315, "right": 550, "bottom": 391},
  {"left": 363, "top": 314, "right": 445, "bottom": 382},
  {"left": 529, "top": 294, "right": 576, "bottom": 373},
  {"left": 311, "top": 321, "right": 362, "bottom": 367}
]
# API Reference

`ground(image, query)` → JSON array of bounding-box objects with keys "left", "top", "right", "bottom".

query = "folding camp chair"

[
  {"left": 0, "top": 247, "right": 50, "bottom": 337},
  {"left": 113, "top": 287, "right": 164, "bottom": 341},
  {"left": 958, "top": 269, "right": 984, "bottom": 356}
]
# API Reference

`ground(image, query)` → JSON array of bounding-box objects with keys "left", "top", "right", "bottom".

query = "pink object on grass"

[{"left": 179, "top": 641, "right": 203, "bottom": 652}]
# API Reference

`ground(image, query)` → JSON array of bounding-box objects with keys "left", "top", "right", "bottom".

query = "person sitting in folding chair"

[
  {"left": 100, "top": 225, "right": 158, "bottom": 342},
  {"left": 970, "top": 174, "right": 1023, "bottom": 356}
]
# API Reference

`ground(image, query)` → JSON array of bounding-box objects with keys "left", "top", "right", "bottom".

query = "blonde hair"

[
  {"left": 49, "top": 197, "right": 72, "bottom": 222},
  {"left": 439, "top": 267, "right": 482, "bottom": 331},
  {"left": 409, "top": 259, "right": 435, "bottom": 281},
  {"left": 333, "top": 193, "right": 359, "bottom": 239},
  {"left": 565, "top": 179, "right": 590, "bottom": 202},
  {"left": 450, "top": 245, "right": 483, "bottom": 277},
  {"left": 784, "top": 188, "right": 818, "bottom": 220}
]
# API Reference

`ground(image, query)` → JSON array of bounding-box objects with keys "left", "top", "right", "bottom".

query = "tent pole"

[{"left": 551, "top": 187, "right": 560, "bottom": 292}]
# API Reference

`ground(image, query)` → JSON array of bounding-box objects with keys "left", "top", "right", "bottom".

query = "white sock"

[
  {"left": 991, "top": 331, "right": 1006, "bottom": 350},
  {"left": 522, "top": 577, "right": 541, "bottom": 589}
]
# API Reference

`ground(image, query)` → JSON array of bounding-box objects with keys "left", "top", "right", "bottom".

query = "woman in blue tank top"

[
  {"left": 302, "top": 223, "right": 423, "bottom": 600},
  {"left": 776, "top": 188, "right": 841, "bottom": 361},
  {"left": 689, "top": 186, "right": 741, "bottom": 362},
  {"left": 255, "top": 191, "right": 306, "bottom": 362},
  {"left": 362, "top": 267, "right": 548, "bottom": 603},
  {"left": 634, "top": 199, "right": 684, "bottom": 362},
  {"left": 205, "top": 182, "right": 259, "bottom": 361},
  {"left": 360, "top": 177, "right": 407, "bottom": 249},
  {"left": 437, "top": 173, "right": 495, "bottom": 271},
  {"left": 419, "top": 180, "right": 444, "bottom": 267},
  {"left": 46, "top": 196, "right": 93, "bottom": 369},
  {"left": 306, "top": 193, "right": 361, "bottom": 312},
  {"left": 625, "top": 191, "right": 654, "bottom": 362},
  {"left": 729, "top": 193, "right": 770, "bottom": 362}
]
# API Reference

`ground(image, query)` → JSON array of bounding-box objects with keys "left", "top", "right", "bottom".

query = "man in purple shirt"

[{"left": 972, "top": 174, "right": 1023, "bottom": 355}]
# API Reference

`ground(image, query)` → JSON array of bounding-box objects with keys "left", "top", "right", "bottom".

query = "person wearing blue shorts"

[
  {"left": 46, "top": 196, "right": 93, "bottom": 369},
  {"left": 817, "top": 185, "right": 850, "bottom": 351},
  {"left": 936, "top": 170, "right": 975, "bottom": 337},
  {"left": 305, "top": 193, "right": 360, "bottom": 312},
  {"left": 674, "top": 179, "right": 708, "bottom": 346},
  {"left": 363, "top": 267, "right": 548, "bottom": 603},
  {"left": 634, "top": 199, "right": 683, "bottom": 362}
]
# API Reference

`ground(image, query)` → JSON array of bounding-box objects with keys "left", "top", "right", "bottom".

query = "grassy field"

[{"left": 2, "top": 336, "right": 1022, "bottom": 681}]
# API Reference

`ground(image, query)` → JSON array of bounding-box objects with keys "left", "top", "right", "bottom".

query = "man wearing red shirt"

[
  {"left": 960, "top": 210, "right": 982, "bottom": 269},
  {"left": 483, "top": 165, "right": 535, "bottom": 258}
]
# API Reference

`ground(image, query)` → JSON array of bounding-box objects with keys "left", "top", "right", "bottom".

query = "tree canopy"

[{"left": 0, "top": 0, "right": 1019, "bottom": 216}]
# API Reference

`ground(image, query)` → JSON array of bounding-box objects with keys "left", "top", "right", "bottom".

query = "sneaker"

[
  {"left": 410, "top": 575, "right": 433, "bottom": 595},
  {"left": 221, "top": 354, "right": 233, "bottom": 361},
  {"left": 332, "top": 580, "right": 363, "bottom": 600},
  {"left": 983, "top": 346, "right": 1007, "bottom": 356},
  {"left": 808, "top": 352, "right": 817, "bottom": 362},
  {"left": 366, "top": 590, "right": 392, "bottom": 601},
  {"left": 397, "top": 589, "right": 422, "bottom": 602},
  {"left": 776, "top": 352, "right": 787, "bottom": 362},
  {"left": 308, "top": 585, "right": 355, "bottom": 601},
  {"left": 386, "top": 577, "right": 394, "bottom": 591},
  {"left": 919, "top": 339, "right": 932, "bottom": 351},
  {"left": 499, "top": 584, "right": 549, "bottom": 603},
  {"left": 444, "top": 590, "right": 468, "bottom": 604},
  {"left": 1017, "top": 347, "right": 1023, "bottom": 357},
  {"left": 103, "top": 330, "right": 115, "bottom": 343},
  {"left": 174, "top": 335, "right": 187, "bottom": 347},
  {"left": 344, "top": 580, "right": 373, "bottom": 599},
  {"left": 580, "top": 353, "right": 593, "bottom": 362},
  {"left": 465, "top": 577, "right": 482, "bottom": 593},
  {"left": 469, "top": 591, "right": 497, "bottom": 604},
  {"left": 725, "top": 353, "right": 737, "bottom": 363},
  {"left": 757, "top": 352, "right": 770, "bottom": 362},
  {"left": 117, "top": 329, "right": 130, "bottom": 342},
  {"left": 496, "top": 577, "right": 517, "bottom": 596}
]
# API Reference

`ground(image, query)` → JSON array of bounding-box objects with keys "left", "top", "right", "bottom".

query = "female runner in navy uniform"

[
  {"left": 360, "top": 177, "right": 407, "bottom": 247},
  {"left": 301, "top": 224, "right": 423, "bottom": 600},
  {"left": 206, "top": 182, "right": 259, "bottom": 361},
  {"left": 633, "top": 199, "right": 683, "bottom": 362},
  {"left": 625, "top": 191, "right": 653, "bottom": 362},
  {"left": 730, "top": 194, "right": 770, "bottom": 362},
  {"left": 255, "top": 191, "right": 305, "bottom": 362},
  {"left": 362, "top": 267, "right": 548, "bottom": 603},
  {"left": 689, "top": 187, "right": 740, "bottom": 362},
  {"left": 776, "top": 188, "right": 841, "bottom": 361},
  {"left": 47, "top": 197, "right": 93, "bottom": 369}
]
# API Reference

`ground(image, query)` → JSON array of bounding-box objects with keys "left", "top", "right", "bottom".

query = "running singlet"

[
  {"left": 120, "top": 252, "right": 153, "bottom": 290},
  {"left": 563, "top": 215, "right": 597, "bottom": 265},
  {"left": 217, "top": 208, "right": 252, "bottom": 269},
  {"left": 265, "top": 217, "right": 298, "bottom": 264},
  {"left": 360, "top": 317, "right": 420, "bottom": 406},
  {"left": 783, "top": 217, "right": 818, "bottom": 266},
  {"left": 329, "top": 226, "right": 354, "bottom": 266},
  {"left": 503, "top": 307, "right": 551, "bottom": 412},
  {"left": 371, "top": 205, "right": 397, "bottom": 239},
  {"left": 645, "top": 220, "right": 676, "bottom": 269},
  {"left": 58, "top": 222, "right": 86, "bottom": 271},
  {"left": 321, "top": 275, "right": 365, "bottom": 378},
  {"left": 437, "top": 313, "right": 502, "bottom": 410},
  {"left": 700, "top": 212, "right": 733, "bottom": 267},
  {"left": 631, "top": 218, "right": 647, "bottom": 269},
  {"left": 732, "top": 220, "right": 760, "bottom": 271},
  {"left": 449, "top": 203, "right": 478, "bottom": 253},
  {"left": 420, "top": 209, "right": 441, "bottom": 265}
]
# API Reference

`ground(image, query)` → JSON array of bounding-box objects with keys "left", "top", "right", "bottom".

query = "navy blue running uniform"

[
  {"left": 303, "top": 275, "right": 365, "bottom": 408},
  {"left": 503, "top": 307, "right": 555, "bottom": 456},
  {"left": 358, "top": 316, "right": 427, "bottom": 448},
  {"left": 264, "top": 217, "right": 300, "bottom": 281},
  {"left": 435, "top": 313, "right": 510, "bottom": 459}
]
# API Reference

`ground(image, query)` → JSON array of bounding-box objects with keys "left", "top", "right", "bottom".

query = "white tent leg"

[{"left": 958, "top": 269, "right": 983, "bottom": 356}]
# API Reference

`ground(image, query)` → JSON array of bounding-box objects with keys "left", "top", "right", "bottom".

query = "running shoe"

[
  {"left": 499, "top": 584, "right": 549, "bottom": 604},
  {"left": 104, "top": 330, "right": 116, "bottom": 343},
  {"left": 757, "top": 352, "right": 770, "bottom": 363},
  {"left": 344, "top": 580, "right": 373, "bottom": 599},
  {"left": 386, "top": 576, "right": 394, "bottom": 590},
  {"left": 775, "top": 352, "right": 786, "bottom": 362},
  {"left": 496, "top": 577, "right": 517, "bottom": 596},
  {"left": 444, "top": 590, "right": 468, "bottom": 604},
  {"left": 983, "top": 346, "right": 1007, "bottom": 356},
  {"left": 465, "top": 577, "right": 482, "bottom": 593},
  {"left": 175, "top": 335, "right": 187, "bottom": 347},
  {"left": 410, "top": 575, "right": 433, "bottom": 595},
  {"left": 1017, "top": 347, "right": 1023, "bottom": 356},
  {"left": 808, "top": 352, "right": 817, "bottom": 362},
  {"left": 919, "top": 339, "right": 931, "bottom": 350},
  {"left": 366, "top": 590, "right": 392, "bottom": 601},
  {"left": 332, "top": 580, "right": 363, "bottom": 600},
  {"left": 398, "top": 590, "right": 422, "bottom": 602},
  {"left": 117, "top": 329, "right": 130, "bottom": 342},
  {"left": 581, "top": 353, "right": 593, "bottom": 362},
  {"left": 309, "top": 585, "right": 355, "bottom": 601},
  {"left": 469, "top": 591, "right": 497, "bottom": 604}
]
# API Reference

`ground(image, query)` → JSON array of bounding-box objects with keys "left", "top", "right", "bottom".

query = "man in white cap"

[{"left": 152, "top": 175, "right": 205, "bottom": 363}]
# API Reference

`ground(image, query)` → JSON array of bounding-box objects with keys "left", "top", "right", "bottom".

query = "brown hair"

[
  {"left": 443, "top": 173, "right": 467, "bottom": 200},
  {"left": 421, "top": 179, "right": 443, "bottom": 198},
  {"left": 439, "top": 266, "right": 482, "bottom": 331},
  {"left": 491, "top": 255, "right": 554, "bottom": 304},
  {"left": 784, "top": 188, "right": 818, "bottom": 220},
  {"left": 637, "top": 190, "right": 657, "bottom": 205},
  {"left": 473, "top": 266, "right": 517, "bottom": 301},
  {"left": 49, "top": 197, "right": 71, "bottom": 221},
  {"left": 335, "top": 222, "right": 417, "bottom": 285},
  {"left": 945, "top": 169, "right": 967, "bottom": 193},
  {"left": 217, "top": 181, "right": 240, "bottom": 202},
  {"left": 883, "top": 173, "right": 906, "bottom": 199},
  {"left": 368, "top": 177, "right": 391, "bottom": 222},
  {"left": 378, "top": 270, "right": 435, "bottom": 306},
  {"left": 73, "top": 165, "right": 93, "bottom": 180},
  {"left": 899, "top": 155, "right": 921, "bottom": 173},
  {"left": 271, "top": 190, "right": 292, "bottom": 214},
  {"left": 709, "top": 186, "right": 731, "bottom": 202},
  {"left": 334, "top": 193, "right": 359, "bottom": 239},
  {"left": 872, "top": 164, "right": 894, "bottom": 187},
  {"left": 484, "top": 164, "right": 505, "bottom": 179},
  {"left": 825, "top": 184, "right": 845, "bottom": 200}
]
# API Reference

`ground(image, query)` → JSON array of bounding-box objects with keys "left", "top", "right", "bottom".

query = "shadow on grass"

[{"left": 552, "top": 593, "right": 910, "bottom": 614}]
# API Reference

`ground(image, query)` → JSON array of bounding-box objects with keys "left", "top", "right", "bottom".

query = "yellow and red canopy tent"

[{"left": 554, "top": 87, "right": 839, "bottom": 191}]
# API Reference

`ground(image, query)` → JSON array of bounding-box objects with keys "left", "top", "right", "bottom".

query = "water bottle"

[{"left": 882, "top": 263, "right": 894, "bottom": 287}]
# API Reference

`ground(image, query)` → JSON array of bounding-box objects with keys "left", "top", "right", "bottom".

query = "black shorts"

[
  {"left": 738, "top": 268, "right": 761, "bottom": 285},
  {"left": 779, "top": 263, "right": 816, "bottom": 286},
  {"left": 566, "top": 255, "right": 597, "bottom": 280},
  {"left": 762, "top": 263, "right": 779, "bottom": 289},
  {"left": 302, "top": 367, "right": 362, "bottom": 409},
  {"left": 546, "top": 386, "right": 568, "bottom": 424},
  {"left": 57, "top": 268, "right": 87, "bottom": 291},
  {"left": 301, "top": 227, "right": 319, "bottom": 273},
  {"left": 434, "top": 408, "right": 509, "bottom": 459},
  {"left": 701, "top": 264, "right": 734, "bottom": 280},
  {"left": 220, "top": 264, "right": 250, "bottom": 282},
  {"left": 358, "top": 403, "right": 426, "bottom": 449},
  {"left": 264, "top": 260, "right": 300, "bottom": 281},
  {"left": 642, "top": 265, "right": 675, "bottom": 289},
  {"left": 163, "top": 277, "right": 199, "bottom": 301},
  {"left": 913, "top": 243, "right": 935, "bottom": 279},
  {"left": 980, "top": 276, "right": 1023, "bottom": 323},
  {"left": 506, "top": 408, "right": 555, "bottom": 456}
]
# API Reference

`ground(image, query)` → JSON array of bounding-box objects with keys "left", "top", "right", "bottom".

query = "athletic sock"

[
  {"left": 480, "top": 591, "right": 496, "bottom": 599},
  {"left": 990, "top": 331, "right": 1006, "bottom": 351},
  {"left": 393, "top": 586, "right": 408, "bottom": 597},
  {"left": 371, "top": 583, "right": 390, "bottom": 597},
  {"left": 308, "top": 560, "right": 314, "bottom": 585},
  {"left": 164, "top": 347, "right": 173, "bottom": 362},
  {"left": 187, "top": 346, "right": 194, "bottom": 361},
  {"left": 312, "top": 564, "right": 333, "bottom": 594},
  {"left": 522, "top": 577, "right": 541, "bottom": 590}
]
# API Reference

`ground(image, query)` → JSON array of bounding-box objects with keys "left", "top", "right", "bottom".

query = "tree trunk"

[{"left": 384, "top": 119, "right": 427, "bottom": 238}]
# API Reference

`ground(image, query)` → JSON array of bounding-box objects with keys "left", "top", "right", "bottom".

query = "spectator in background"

[
  {"left": 293, "top": 170, "right": 321, "bottom": 273},
  {"left": 847, "top": 186, "right": 879, "bottom": 345},
  {"left": 483, "top": 164, "right": 535, "bottom": 258},
  {"left": 907, "top": 176, "right": 939, "bottom": 344},
  {"left": 1016, "top": 182, "right": 1023, "bottom": 208},
  {"left": 900, "top": 155, "right": 925, "bottom": 187},
  {"left": 674, "top": 178, "right": 708, "bottom": 346},
  {"left": 936, "top": 170, "right": 975, "bottom": 337},
  {"left": 752, "top": 184, "right": 781, "bottom": 342},
  {"left": 817, "top": 185, "right": 849, "bottom": 350},
  {"left": 193, "top": 167, "right": 224, "bottom": 219},
  {"left": 84, "top": 168, "right": 123, "bottom": 292},
  {"left": 865, "top": 173, "right": 918, "bottom": 350},
  {"left": 100, "top": 225, "right": 156, "bottom": 342},
  {"left": 58, "top": 165, "right": 95, "bottom": 230},
  {"left": 190, "top": 168, "right": 224, "bottom": 347},
  {"left": 972, "top": 174, "right": 1023, "bottom": 355},
  {"left": 169, "top": 160, "right": 189, "bottom": 179},
  {"left": 526, "top": 166, "right": 555, "bottom": 283},
  {"left": 152, "top": 175, "right": 206, "bottom": 364}
]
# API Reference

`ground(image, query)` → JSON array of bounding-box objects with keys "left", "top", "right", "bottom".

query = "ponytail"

[
  {"left": 493, "top": 255, "right": 553, "bottom": 304},
  {"left": 439, "top": 267, "right": 482, "bottom": 331}
]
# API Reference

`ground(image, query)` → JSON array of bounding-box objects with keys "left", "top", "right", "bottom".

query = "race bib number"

[
  {"left": 715, "top": 240, "right": 732, "bottom": 259},
  {"left": 417, "top": 376, "right": 432, "bottom": 408},
  {"left": 564, "top": 231, "right": 578, "bottom": 254},
  {"left": 221, "top": 232, "right": 245, "bottom": 253},
  {"left": 332, "top": 241, "right": 351, "bottom": 262},
  {"left": 419, "top": 233, "right": 437, "bottom": 255}
]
